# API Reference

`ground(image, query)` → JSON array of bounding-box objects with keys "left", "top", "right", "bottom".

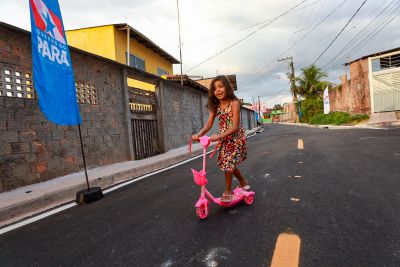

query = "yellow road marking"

[
  {"left": 297, "top": 139, "right": 304, "bottom": 149},
  {"left": 270, "top": 233, "right": 301, "bottom": 267}
]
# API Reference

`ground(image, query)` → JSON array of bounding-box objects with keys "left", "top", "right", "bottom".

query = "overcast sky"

[{"left": 1, "top": 0, "right": 399, "bottom": 106}]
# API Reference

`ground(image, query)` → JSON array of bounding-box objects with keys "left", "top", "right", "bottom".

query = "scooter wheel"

[
  {"left": 244, "top": 195, "right": 254, "bottom": 205},
  {"left": 196, "top": 204, "right": 209, "bottom": 219}
]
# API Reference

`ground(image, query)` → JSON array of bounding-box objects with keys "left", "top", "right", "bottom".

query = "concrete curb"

[
  {"left": 0, "top": 127, "right": 261, "bottom": 227},
  {"left": 278, "top": 122, "right": 387, "bottom": 130},
  {"left": 0, "top": 146, "right": 204, "bottom": 227}
]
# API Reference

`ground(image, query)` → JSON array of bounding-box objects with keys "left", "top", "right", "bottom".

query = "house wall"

[
  {"left": 66, "top": 25, "right": 116, "bottom": 61},
  {"left": 159, "top": 81, "right": 217, "bottom": 151},
  {"left": 240, "top": 107, "right": 256, "bottom": 130},
  {"left": 329, "top": 59, "right": 371, "bottom": 114},
  {"left": 113, "top": 28, "right": 173, "bottom": 75},
  {"left": 67, "top": 25, "right": 175, "bottom": 92},
  {"left": 159, "top": 80, "right": 255, "bottom": 151},
  {"left": 280, "top": 102, "right": 296, "bottom": 122},
  {"left": 0, "top": 24, "right": 130, "bottom": 192}
]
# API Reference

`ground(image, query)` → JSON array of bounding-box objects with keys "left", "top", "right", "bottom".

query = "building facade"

[
  {"left": 66, "top": 23, "right": 180, "bottom": 91},
  {"left": 329, "top": 47, "right": 400, "bottom": 114}
]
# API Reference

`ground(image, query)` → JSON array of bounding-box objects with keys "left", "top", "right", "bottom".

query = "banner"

[
  {"left": 29, "top": 0, "right": 82, "bottom": 125},
  {"left": 323, "top": 87, "right": 330, "bottom": 114}
]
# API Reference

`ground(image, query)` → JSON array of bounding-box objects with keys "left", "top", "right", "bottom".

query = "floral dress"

[{"left": 216, "top": 102, "right": 247, "bottom": 172}]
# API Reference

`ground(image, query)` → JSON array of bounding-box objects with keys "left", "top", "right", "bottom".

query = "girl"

[{"left": 192, "top": 75, "right": 250, "bottom": 202}]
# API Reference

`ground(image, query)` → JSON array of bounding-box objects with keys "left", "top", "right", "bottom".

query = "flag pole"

[
  {"left": 28, "top": 0, "right": 102, "bottom": 204},
  {"left": 75, "top": 123, "right": 104, "bottom": 205},
  {"left": 78, "top": 124, "right": 90, "bottom": 190}
]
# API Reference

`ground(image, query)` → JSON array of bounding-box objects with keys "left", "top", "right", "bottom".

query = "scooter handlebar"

[{"left": 199, "top": 135, "right": 211, "bottom": 148}]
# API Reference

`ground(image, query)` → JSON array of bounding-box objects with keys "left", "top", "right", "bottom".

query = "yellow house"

[{"left": 66, "top": 23, "right": 179, "bottom": 90}]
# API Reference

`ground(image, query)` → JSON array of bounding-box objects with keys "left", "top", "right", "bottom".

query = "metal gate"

[
  {"left": 131, "top": 119, "right": 159, "bottom": 159},
  {"left": 129, "top": 87, "right": 160, "bottom": 159},
  {"left": 371, "top": 52, "right": 400, "bottom": 112}
]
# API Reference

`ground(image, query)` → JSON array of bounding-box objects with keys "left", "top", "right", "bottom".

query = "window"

[
  {"left": 75, "top": 82, "right": 98, "bottom": 104},
  {"left": 126, "top": 52, "right": 146, "bottom": 71},
  {"left": 157, "top": 67, "right": 169, "bottom": 76},
  {"left": 0, "top": 66, "right": 36, "bottom": 99},
  {"left": 372, "top": 53, "right": 400, "bottom": 72}
]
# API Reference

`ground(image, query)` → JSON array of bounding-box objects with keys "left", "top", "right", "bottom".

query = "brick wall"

[
  {"left": 0, "top": 22, "right": 257, "bottom": 192},
  {"left": 329, "top": 59, "right": 371, "bottom": 115},
  {"left": 0, "top": 23, "right": 129, "bottom": 192},
  {"left": 159, "top": 81, "right": 215, "bottom": 151}
]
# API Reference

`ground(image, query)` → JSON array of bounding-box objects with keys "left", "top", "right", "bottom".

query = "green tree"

[
  {"left": 295, "top": 64, "right": 329, "bottom": 97},
  {"left": 272, "top": 104, "right": 283, "bottom": 110}
]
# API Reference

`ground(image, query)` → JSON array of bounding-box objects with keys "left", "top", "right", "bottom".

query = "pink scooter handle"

[{"left": 199, "top": 136, "right": 211, "bottom": 148}]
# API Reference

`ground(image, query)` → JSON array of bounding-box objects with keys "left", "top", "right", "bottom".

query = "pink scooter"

[{"left": 191, "top": 135, "right": 255, "bottom": 219}]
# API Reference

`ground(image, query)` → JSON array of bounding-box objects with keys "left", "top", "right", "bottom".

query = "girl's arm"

[
  {"left": 212, "top": 100, "right": 240, "bottom": 141},
  {"left": 192, "top": 111, "right": 216, "bottom": 140}
]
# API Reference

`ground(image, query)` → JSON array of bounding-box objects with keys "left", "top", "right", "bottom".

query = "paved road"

[{"left": 1, "top": 124, "right": 400, "bottom": 266}]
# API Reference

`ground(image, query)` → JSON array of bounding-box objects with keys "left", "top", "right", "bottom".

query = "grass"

[{"left": 309, "top": 112, "right": 369, "bottom": 125}]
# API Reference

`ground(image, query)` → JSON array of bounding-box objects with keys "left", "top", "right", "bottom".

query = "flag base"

[{"left": 76, "top": 187, "right": 103, "bottom": 205}]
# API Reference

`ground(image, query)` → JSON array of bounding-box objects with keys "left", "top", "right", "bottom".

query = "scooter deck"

[{"left": 215, "top": 195, "right": 243, "bottom": 207}]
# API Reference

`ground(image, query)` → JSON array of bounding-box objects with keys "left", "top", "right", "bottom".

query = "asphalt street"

[{"left": 1, "top": 124, "right": 400, "bottom": 266}]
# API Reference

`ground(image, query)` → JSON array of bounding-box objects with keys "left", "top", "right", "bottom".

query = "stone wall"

[
  {"left": 329, "top": 59, "right": 371, "bottom": 115},
  {"left": 159, "top": 80, "right": 216, "bottom": 151},
  {"left": 0, "top": 22, "right": 257, "bottom": 192},
  {"left": 0, "top": 23, "right": 129, "bottom": 191},
  {"left": 240, "top": 107, "right": 256, "bottom": 130},
  {"left": 159, "top": 80, "right": 255, "bottom": 152}
]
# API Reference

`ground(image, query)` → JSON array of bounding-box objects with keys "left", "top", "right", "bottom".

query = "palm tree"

[{"left": 295, "top": 65, "right": 328, "bottom": 97}]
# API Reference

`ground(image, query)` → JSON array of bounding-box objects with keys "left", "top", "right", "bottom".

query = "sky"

[{"left": 1, "top": 0, "right": 399, "bottom": 107}]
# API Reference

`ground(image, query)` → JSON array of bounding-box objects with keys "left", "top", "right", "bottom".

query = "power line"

[
  {"left": 238, "top": 0, "right": 348, "bottom": 88},
  {"left": 291, "top": 0, "right": 348, "bottom": 49},
  {"left": 182, "top": 0, "right": 323, "bottom": 47},
  {"left": 325, "top": 0, "right": 398, "bottom": 68},
  {"left": 312, "top": 0, "right": 368, "bottom": 65},
  {"left": 322, "top": 0, "right": 397, "bottom": 69},
  {"left": 322, "top": 0, "right": 400, "bottom": 70},
  {"left": 184, "top": 0, "right": 309, "bottom": 73}
]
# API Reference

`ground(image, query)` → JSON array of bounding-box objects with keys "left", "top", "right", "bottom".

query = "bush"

[
  {"left": 309, "top": 113, "right": 328, "bottom": 125},
  {"left": 309, "top": 112, "right": 369, "bottom": 125},
  {"left": 298, "top": 97, "right": 323, "bottom": 123},
  {"left": 351, "top": 114, "right": 369, "bottom": 123},
  {"left": 332, "top": 112, "right": 351, "bottom": 125}
]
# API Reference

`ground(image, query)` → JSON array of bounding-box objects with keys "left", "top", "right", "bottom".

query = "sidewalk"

[{"left": 0, "top": 127, "right": 261, "bottom": 228}]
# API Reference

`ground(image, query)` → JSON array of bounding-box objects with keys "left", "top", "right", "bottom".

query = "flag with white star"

[{"left": 29, "top": 0, "right": 82, "bottom": 125}]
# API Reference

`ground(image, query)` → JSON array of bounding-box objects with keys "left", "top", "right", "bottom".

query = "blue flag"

[{"left": 29, "top": 0, "right": 82, "bottom": 125}]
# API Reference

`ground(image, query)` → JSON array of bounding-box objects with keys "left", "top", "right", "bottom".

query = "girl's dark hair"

[{"left": 207, "top": 75, "right": 238, "bottom": 112}]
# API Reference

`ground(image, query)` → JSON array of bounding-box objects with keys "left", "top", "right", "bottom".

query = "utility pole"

[
  {"left": 176, "top": 0, "right": 183, "bottom": 86},
  {"left": 277, "top": 56, "right": 296, "bottom": 97},
  {"left": 278, "top": 56, "right": 299, "bottom": 122},
  {"left": 258, "top": 96, "right": 261, "bottom": 126}
]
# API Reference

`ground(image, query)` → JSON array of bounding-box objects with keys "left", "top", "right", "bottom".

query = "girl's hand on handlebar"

[
  {"left": 210, "top": 134, "right": 220, "bottom": 142},
  {"left": 192, "top": 134, "right": 200, "bottom": 141}
]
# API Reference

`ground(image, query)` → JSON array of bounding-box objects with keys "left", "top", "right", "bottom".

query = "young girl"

[{"left": 192, "top": 75, "right": 250, "bottom": 202}]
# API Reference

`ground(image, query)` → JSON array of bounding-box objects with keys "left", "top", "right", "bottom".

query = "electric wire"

[
  {"left": 183, "top": 0, "right": 323, "bottom": 47},
  {"left": 312, "top": 0, "right": 368, "bottom": 65},
  {"left": 324, "top": 0, "right": 399, "bottom": 69},
  {"left": 321, "top": 0, "right": 398, "bottom": 69},
  {"left": 184, "top": 0, "right": 310, "bottom": 73},
  {"left": 238, "top": 0, "right": 348, "bottom": 89},
  {"left": 322, "top": 0, "right": 400, "bottom": 70}
]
